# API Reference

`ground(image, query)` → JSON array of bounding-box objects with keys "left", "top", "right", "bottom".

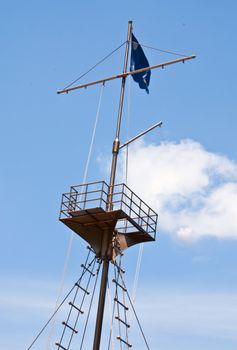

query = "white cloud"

[{"left": 114, "top": 139, "right": 237, "bottom": 241}]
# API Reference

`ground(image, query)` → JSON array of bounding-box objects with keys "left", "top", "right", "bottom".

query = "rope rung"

[
  {"left": 81, "top": 264, "right": 95, "bottom": 276},
  {"left": 87, "top": 245, "right": 95, "bottom": 253},
  {"left": 112, "top": 279, "right": 127, "bottom": 292},
  {"left": 114, "top": 245, "right": 122, "bottom": 254},
  {"left": 75, "top": 283, "right": 90, "bottom": 295},
  {"left": 116, "top": 336, "right": 132, "bottom": 347},
  {"left": 114, "top": 297, "right": 129, "bottom": 310},
  {"left": 55, "top": 342, "right": 67, "bottom": 350},
  {"left": 115, "top": 265, "right": 125, "bottom": 274},
  {"left": 62, "top": 321, "right": 78, "bottom": 334},
  {"left": 115, "top": 316, "right": 130, "bottom": 328},
  {"left": 69, "top": 301, "right": 84, "bottom": 314}
]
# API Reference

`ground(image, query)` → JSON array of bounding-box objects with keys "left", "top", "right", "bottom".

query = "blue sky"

[{"left": 1, "top": 1, "right": 237, "bottom": 349}]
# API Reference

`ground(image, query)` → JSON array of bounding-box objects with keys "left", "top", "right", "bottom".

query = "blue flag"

[{"left": 130, "top": 33, "right": 151, "bottom": 93}]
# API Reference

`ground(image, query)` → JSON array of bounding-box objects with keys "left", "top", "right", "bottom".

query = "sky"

[{"left": 1, "top": 1, "right": 237, "bottom": 349}]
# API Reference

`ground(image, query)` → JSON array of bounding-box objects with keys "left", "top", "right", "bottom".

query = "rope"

[
  {"left": 131, "top": 243, "right": 144, "bottom": 304},
  {"left": 125, "top": 76, "right": 131, "bottom": 186},
  {"left": 26, "top": 253, "right": 94, "bottom": 350},
  {"left": 82, "top": 82, "right": 105, "bottom": 184},
  {"left": 106, "top": 279, "right": 115, "bottom": 350},
  {"left": 79, "top": 260, "right": 101, "bottom": 350},
  {"left": 114, "top": 265, "right": 122, "bottom": 350},
  {"left": 124, "top": 74, "right": 144, "bottom": 306},
  {"left": 119, "top": 272, "right": 151, "bottom": 350},
  {"left": 45, "top": 84, "right": 104, "bottom": 349},
  {"left": 113, "top": 256, "right": 133, "bottom": 349},
  {"left": 44, "top": 235, "right": 74, "bottom": 350},
  {"left": 140, "top": 42, "right": 189, "bottom": 57},
  {"left": 65, "top": 259, "right": 97, "bottom": 349},
  {"left": 56, "top": 255, "right": 95, "bottom": 349},
  {"left": 62, "top": 40, "right": 185, "bottom": 91},
  {"left": 122, "top": 76, "right": 149, "bottom": 347},
  {"left": 122, "top": 281, "right": 129, "bottom": 347},
  {"left": 27, "top": 285, "right": 76, "bottom": 350},
  {"left": 107, "top": 263, "right": 118, "bottom": 350},
  {"left": 63, "top": 41, "right": 126, "bottom": 90}
]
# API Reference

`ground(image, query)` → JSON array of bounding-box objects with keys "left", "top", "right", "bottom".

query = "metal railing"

[{"left": 60, "top": 181, "right": 158, "bottom": 239}]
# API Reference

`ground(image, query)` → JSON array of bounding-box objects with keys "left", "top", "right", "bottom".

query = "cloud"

[{"left": 113, "top": 139, "right": 237, "bottom": 241}]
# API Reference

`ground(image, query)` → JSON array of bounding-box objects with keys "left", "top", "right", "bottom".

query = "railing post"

[
  {"left": 100, "top": 182, "right": 104, "bottom": 207},
  {"left": 83, "top": 184, "right": 88, "bottom": 210}
]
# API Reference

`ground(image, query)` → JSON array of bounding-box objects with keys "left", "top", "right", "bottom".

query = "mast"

[
  {"left": 24, "top": 19, "right": 197, "bottom": 350},
  {"left": 56, "top": 21, "right": 195, "bottom": 350},
  {"left": 92, "top": 20, "right": 133, "bottom": 350}
]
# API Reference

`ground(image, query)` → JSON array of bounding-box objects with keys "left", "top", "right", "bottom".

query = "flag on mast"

[{"left": 130, "top": 33, "right": 151, "bottom": 93}]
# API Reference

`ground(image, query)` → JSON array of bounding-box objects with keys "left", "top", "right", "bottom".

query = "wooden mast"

[{"left": 92, "top": 20, "right": 133, "bottom": 350}]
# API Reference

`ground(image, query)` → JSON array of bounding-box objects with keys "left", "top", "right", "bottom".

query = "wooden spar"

[
  {"left": 91, "top": 20, "right": 133, "bottom": 350},
  {"left": 57, "top": 54, "right": 196, "bottom": 94},
  {"left": 119, "top": 121, "right": 163, "bottom": 150}
]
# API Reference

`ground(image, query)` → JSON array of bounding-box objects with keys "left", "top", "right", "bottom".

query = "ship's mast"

[
  {"left": 24, "top": 19, "right": 197, "bottom": 350},
  {"left": 56, "top": 21, "right": 196, "bottom": 350},
  {"left": 92, "top": 20, "right": 133, "bottom": 350}
]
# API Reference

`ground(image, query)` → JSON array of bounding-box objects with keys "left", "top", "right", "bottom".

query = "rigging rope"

[
  {"left": 139, "top": 42, "right": 189, "bottom": 57},
  {"left": 108, "top": 259, "right": 124, "bottom": 350},
  {"left": 26, "top": 252, "right": 95, "bottom": 350},
  {"left": 27, "top": 284, "right": 76, "bottom": 350},
  {"left": 124, "top": 74, "right": 144, "bottom": 306},
  {"left": 63, "top": 42, "right": 126, "bottom": 90},
  {"left": 121, "top": 271, "right": 130, "bottom": 347},
  {"left": 60, "top": 258, "right": 96, "bottom": 349},
  {"left": 79, "top": 261, "right": 101, "bottom": 350},
  {"left": 114, "top": 257, "right": 132, "bottom": 349},
  {"left": 107, "top": 279, "right": 115, "bottom": 350},
  {"left": 57, "top": 257, "right": 97, "bottom": 350},
  {"left": 114, "top": 266, "right": 122, "bottom": 350},
  {"left": 131, "top": 244, "right": 144, "bottom": 304},
  {"left": 44, "top": 236, "right": 74, "bottom": 350},
  {"left": 45, "top": 84, "right": 104, "bottom": 349},
  {"left": 119, "top": 271, "right": 151, "bottom": 350},
  {"left": 125, "top": 76, "right": 131, "bottom": 186},
  {"left": 82, "top": 82, "right": 105, "bottom": 184}
]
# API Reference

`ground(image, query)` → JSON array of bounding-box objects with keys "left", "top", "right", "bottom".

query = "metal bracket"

[{"left": 119, "top": 121, "right": 163, "bottom": 150}]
